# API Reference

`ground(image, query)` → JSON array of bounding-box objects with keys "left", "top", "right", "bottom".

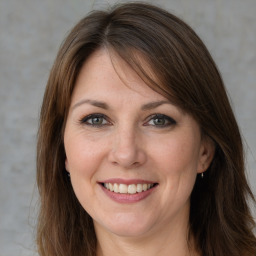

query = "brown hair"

[{"left": 37, "top": 2, "right": 256, "bottom": 256}]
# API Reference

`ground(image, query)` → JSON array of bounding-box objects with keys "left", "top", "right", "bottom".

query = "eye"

[
  {"left": 145, "top": 114, "right": 176, "bottom": 127},
  {"left": 79, "top": 114, "right": 110, "bottom": 127}
]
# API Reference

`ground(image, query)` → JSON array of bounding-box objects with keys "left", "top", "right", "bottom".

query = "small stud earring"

[{"left": 201, "top": 172, "right": 204, "bottom": 178}]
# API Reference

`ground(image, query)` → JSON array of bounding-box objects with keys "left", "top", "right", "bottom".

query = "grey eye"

[
  {"left": 146, "top": 114, "right": 176, "bottom": 127},
  {"left": 152, "top": 117, "right": 167, "bottom": 126},
  {"left": 90, "top": 116, "right": 104, "bottom": 125},
  {"left": 80, "top": 114, "right": 109, "bottom": 126}
]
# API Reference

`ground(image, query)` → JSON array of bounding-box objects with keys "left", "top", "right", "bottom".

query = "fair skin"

[{"left": 64, "top": 49, "right": 214, "bottom": 256}]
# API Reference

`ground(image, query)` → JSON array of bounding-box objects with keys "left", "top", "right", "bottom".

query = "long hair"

[{"left": 37, "top": 2, "right": 256, "bottom": 255}]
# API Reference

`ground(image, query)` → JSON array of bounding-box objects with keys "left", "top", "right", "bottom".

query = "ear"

[
  {"left": 197, "top": 136, "right": 215, "bottom": 174},
  {"left": 65, "top": 158, "right": 70, "bottom": 172}
]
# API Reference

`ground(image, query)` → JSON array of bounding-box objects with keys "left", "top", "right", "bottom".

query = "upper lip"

[{"left": 98, "top": 178, "right": 157, "bottom": 185}]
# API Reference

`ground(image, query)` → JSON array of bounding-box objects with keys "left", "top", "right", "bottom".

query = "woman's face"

[{"left": 64, "top": 49, "right": 213, "bottom": 238}]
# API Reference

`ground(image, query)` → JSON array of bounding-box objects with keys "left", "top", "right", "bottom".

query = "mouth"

[{"left": 101, "top": 182, "right": 158, "bottom": 194}]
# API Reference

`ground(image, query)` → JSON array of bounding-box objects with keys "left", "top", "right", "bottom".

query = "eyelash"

[
  {"left": 144, "top": 114, "right": 176, "bottom": 128},
  {"left": 79, "top": 113, "right": 176, "bottom": 128},
  {"left": 79, "top": 114, "right": 110, "bottom": 127}
]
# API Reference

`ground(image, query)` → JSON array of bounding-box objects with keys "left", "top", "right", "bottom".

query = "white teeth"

[
  {"left": 113, "top": 183, "right": 119, "bottom": 193},
  {"left": 128, "top": 184, "right": 137, "bottom": 194},
  {"left": 103, "top": 183, "right": 155, "bottom": 194},
  {"left": 119, "top": 184, "right": 128, "bottom": 194},
  {"left": 137, "top": 184, "right": 143, "bottom": 193},
  {"left": 109, "top": 183, "right": 114, "bottom": 192}
]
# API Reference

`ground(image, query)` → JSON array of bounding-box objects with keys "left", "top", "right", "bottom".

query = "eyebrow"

[
  {"left": 141, "top": 100, "right": 171, "bottom": 110},
  {"left": 71, "top": 99, "right": 109, "bottom": 111},
  {"left": 71, "top": 99, "right": 172, "bottom": 111}
]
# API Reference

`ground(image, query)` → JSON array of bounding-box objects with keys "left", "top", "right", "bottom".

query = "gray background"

[{"left": 0, "top": 0, "right": 255, "bottom": 255}]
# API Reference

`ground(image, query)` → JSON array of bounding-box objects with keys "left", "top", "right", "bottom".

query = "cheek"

[
  {"left": 145, "top": 134, "right": 200, "bottom": 221},
  {"left": 152, "top": 135, "right": 201, "bottom": 176},
  {"left": 65, "top": 132, "right": 107, "bottom": 178},
  {"left": 64, "top": 134, "right": 107, "bottom": 210}
]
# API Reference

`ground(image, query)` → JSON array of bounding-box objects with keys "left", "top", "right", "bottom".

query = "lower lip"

[{"left": 100, "top": 185, "right": 157, "bottom": 204}]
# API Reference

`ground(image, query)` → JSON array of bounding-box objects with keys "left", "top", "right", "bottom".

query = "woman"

[{"left": 37, "top": 2, "right": 256, "bottom": 256}]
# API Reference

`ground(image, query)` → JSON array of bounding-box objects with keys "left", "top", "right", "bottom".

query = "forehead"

[{"left": 71, "top": 48, "right": 168, "bottom": 103}]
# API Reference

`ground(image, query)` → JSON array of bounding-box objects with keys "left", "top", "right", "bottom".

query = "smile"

[{"left": 103, "top": 183, "right": 156, "bottom": 194}]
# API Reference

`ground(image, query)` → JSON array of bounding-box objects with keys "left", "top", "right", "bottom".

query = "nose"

[{"left": 108, "top": 126, "right": 147, "bottom": 168}]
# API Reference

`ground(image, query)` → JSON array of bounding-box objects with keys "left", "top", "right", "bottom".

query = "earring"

[{"left": 201, "top": 172, "right": 204, "bottom": 178}]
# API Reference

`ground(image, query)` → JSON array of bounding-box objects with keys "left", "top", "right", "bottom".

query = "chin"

[
  {"left": 107, "top": 225, "right": 152, "bottom": 238},
  {"left": 112, "top": 225, "right": 150, "bottom": 237},
  {"left": 94, "top": 213, "right": 155, "bottom": 238}
]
